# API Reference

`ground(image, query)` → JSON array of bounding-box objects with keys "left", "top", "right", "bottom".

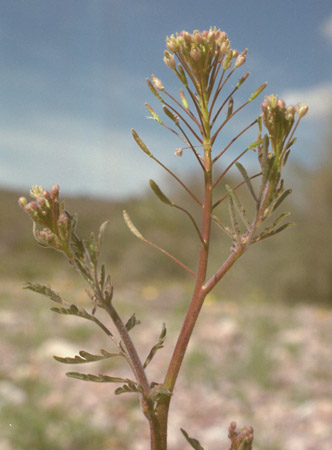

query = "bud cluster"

[
  {"left": 261, "top": 94, "right": 308, "bottom": 155},
  {"left": 228, "top": 421, "right": 254, "bottom": 450},
  {"left": 18, "top": 185, "right": 71, "bottom": 251},
  {"left": 165, "top": 27, "right": 245, "bottom": 96}
]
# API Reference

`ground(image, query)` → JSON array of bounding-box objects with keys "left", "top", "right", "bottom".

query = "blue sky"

[{"left": 1, "top": 0, "right": 331, "bottom": 198}]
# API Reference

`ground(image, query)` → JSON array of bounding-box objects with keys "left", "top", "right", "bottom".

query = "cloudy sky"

[{"left": 1, "top": 0, "right": 331, "bottom": 199}]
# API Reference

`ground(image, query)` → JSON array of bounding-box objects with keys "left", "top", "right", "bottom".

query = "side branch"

[
  {"left": 212, "top": 119, "right": 257, "bottom": 164},
  {"left": 144, "top": 238, "right": 197, "bottom": 279},
  {"left": 212, "top": 147, "right": 250, "bottom": 189},
  {"left": 211, "top": 100, "right": 250, "bottom": 145},
  {"left": 173, "top": 204, "right": 205, "bottom": 246},
  {"left": 150, "top": 154, "right": 203, "bottom": 206},
  {"left": 203, "top": 246, "right": 244, "bottom": 295}
]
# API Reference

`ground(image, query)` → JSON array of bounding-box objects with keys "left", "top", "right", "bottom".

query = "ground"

[{"left": 1, "top": 278, "right": 331, "bottom": 450}]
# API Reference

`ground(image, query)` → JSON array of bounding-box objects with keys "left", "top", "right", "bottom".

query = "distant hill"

[{"left": 1, "top": 164, "right": 331, "bottom": 304}]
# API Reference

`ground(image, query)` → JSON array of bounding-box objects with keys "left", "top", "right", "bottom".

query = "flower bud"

[
  {"left": 29, "top": 201, "right": 39, "bottom": 211},
  {"left": 174, "top": 148, "right": 183, "bottom": 157},
  {"left": 193, "top": 31, "right": 203, "bottom": 44},
  {"left": 277, "top": 99, "right": 286, "bottom": 109},
  {"left": 219, "top": 41, "right": 229, "bottom": 55},
  {"left": 235, "top": 55, "right": 245, "bottom": 68},
  {"left": 43, "top": 190, "right": 51, "bottom": 201},
  {"left": 151, "top": 74, "right": 164, "bottom": 91},
  {"left": 37, "top": 197, "right": 46, "bottom": 206},
  {"left": 182, "top": 31, "right": 191, "bottom": 45},
  {"left": 190, "top": 47, "right": 201, "bottom": 61},
  {"left": 208, "top": 29, "right": 216, "bottom": 42},
  {"left": 51, "top": 184, "right": 59, "bottom": 200},
  {"left": 235, "top": 49, "right": 247, "bottom": 68},
  {"left": 297, "top": 104, "right": 309, "bottom": 118},
  {"left": 18, "top": 197, "right": 27, "bottom": 208},
  {"left": 166, "top": 36, "right": 178, "bottom": 53},
  {"left": 164, "top": 51, "right": 176, "bottom": 70}
]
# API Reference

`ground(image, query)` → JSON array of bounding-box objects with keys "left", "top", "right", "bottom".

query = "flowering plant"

[{"left": 19, "top": 27, "right": 307, "bottom": 449}]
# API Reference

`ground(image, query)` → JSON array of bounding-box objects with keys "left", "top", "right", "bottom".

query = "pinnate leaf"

[
  {"left": 125, "top": 313, "right": 141, "bottom": 332},
  {"left": 24, "top": 283, "right": 65, "bottom": 304},
  {"left": 114, "top": 380, "right": 141, "bottom": 395},
  {"left": 143, "top": 323, "right": 166, "bottom": 368},
  {"left": 181, "top": 428, "right": 204, "bottom": 450},
  {"left": 54, "top": 349, "right": 121, "bottom": 364},
  {"left": 66, "top": 372, "right": 136, "bottom": 384}
]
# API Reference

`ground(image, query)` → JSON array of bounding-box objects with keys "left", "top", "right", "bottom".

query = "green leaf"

[
  {"left": 281, "top": 149, "right": 291, "bottom": 168},
  {"left": 181, "top": 428, "right": 204, "bottom": 450},
  {"left": 123, "top": 210, "right": 145, "bottom": 241},
  {"left": 114, "top": 380, "right": 141, "bottom": 395},
  {"left": 131, "top": 129, "right": 152, "bottom": 156},
  {"left": 226, "top": 187, "right": 241, "bottom": 241},
  {"left": 103, "top": 274, "right": 113, "bottom": 305},
  {"left": 66, "top": 372, "right": 135, "bottom": 383},
  {"left": 226, "top": 185, "right": 250, "bottom": 230},
  {"left": 255, "top": 220, "right": 294, "bottom": 243},
  {"left": 99, "top": 264, "right": 106, "bottom": 290},
  {"left": 271, "top": 189, "right": 292, "bottom": 213},
  {"left": 143, "top": 323, "right": 167, "bottom": 369},
  {"left": 235, "top": 162, "right": 258, "bottom": 202},
  {"left": 54, "top": 349, "right": 121, "bottom": 364},
  {"left": 149, "top": 180, "right": 173, "bottom": 206},
  {"left": 211, "top": 214, "right": 237, "bottom": 240},
  {"left": 51, "top": 303, "right": 85, "bottom": 317},
  {"left": 125, "top": 313, "right": 141, "bottom": 332},
  {"left": 23, "top": 283, "right": 65, "bottom": 304}
]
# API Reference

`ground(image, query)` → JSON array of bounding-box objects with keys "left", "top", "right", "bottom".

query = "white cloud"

[
  {"left": 320, "top": 14, "right": 332, "bottom": 43},
  {"left": 281, "top": 82, "right": 332, "bottom": 121}
]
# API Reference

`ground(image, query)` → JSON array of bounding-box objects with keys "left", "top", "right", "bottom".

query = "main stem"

[{"left": 154, "top": 99, "right": 215, "bottom": 449}]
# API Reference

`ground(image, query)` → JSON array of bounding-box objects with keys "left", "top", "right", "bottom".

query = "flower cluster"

[
  {"left": 18, "top": 185, "right": 71, "bottom": 251},
  {"left": 164, "top": 27, "right": 246, "bottom": 96},
  {"left": 261, "top": 94, "right": 308, "bottom": 155},
  {"left": 228, "top": 421, "right": 254, "bottom": 450}
]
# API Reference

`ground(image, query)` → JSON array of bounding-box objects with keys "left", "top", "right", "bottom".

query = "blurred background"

[{"left": 1, "top": 1, "right": 331, "bottom": 449}]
